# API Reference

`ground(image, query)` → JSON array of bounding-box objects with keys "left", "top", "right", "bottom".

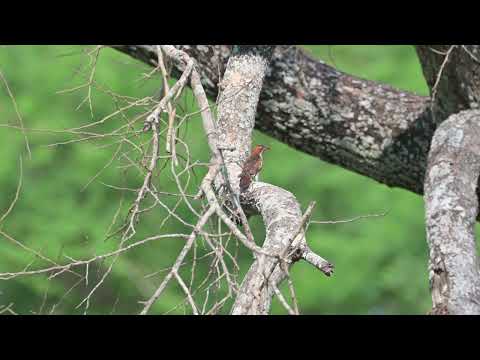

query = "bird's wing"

[{"left": 239, "top": 159, "right": 255, "bottom": 176}]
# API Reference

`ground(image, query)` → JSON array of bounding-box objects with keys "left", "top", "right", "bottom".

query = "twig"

[
  {"left": 430, "top": 45, "right": 457, "bottom": 113},
  {"left": 140, "top": 205, "right": 216, "bottom": 314},
  {"left": 272, "top": 283, "right": 296, "bottom": 315},
  {"left": 0, "top": 233, "right": 191, "bottom": 280},
  {"left": 310, "top": 210, "right": 389, "bottom": 225},
  {"left": 0, "top": 303, "right": 18, "bottom": 315},
  {"left": 0, "top": 69, "right": 31, "bottom": 159},
  {"left": 0, "top": 157, "right": 23, "bottom": 224},
  {"left": 174, "top": 271, "right": 199, "bottom": 315}
]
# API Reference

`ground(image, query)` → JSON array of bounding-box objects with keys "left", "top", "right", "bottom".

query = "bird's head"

[{"left": 252, "top": 144, "right": 270, "bottom": 156}]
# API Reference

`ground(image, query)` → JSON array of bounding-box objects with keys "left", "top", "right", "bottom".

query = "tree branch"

[
  {"left": 416, "top": 45, "right": 480, "bottom": 121},
  {"left": 424, "top": 110, "right": 480, "bottom": 314},
  {"left": 231, "top": 185, "right": 332, "bottom": 315},
  {"left": 111, "top": 45, "right": 435, "bottom": 196},
  {"left": 109, "top": 45, "right": 480, "bottom": 315},
  {"left": 193, "top": 45, "right": 332, "bottom": 314}
]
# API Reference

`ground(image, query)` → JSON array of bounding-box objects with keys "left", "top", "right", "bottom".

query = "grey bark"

[
  {"left": 215, "top": 46, "right": 275, "bottom": 192},
  {"left": 205, "top": 45, "right": 331, "bottom": 315},
  {"left": 111, "top": 45, "right": 480, "bottom": 314},
  {"left": 416, "top": 45, "right": 480, "bottom": 121},
  {"left": 112, "top": 46, "right": 480, "bottom": 202},
  {"left": 424, "top": 110, "right": 480, "bottom": 315},
  {"left": 113, "top": 45, "right": 435, "bottom": 197},
  {"left": 231, "top": 183, "right": 332, "bottom": 314},
  {"left": 416, "top": 46, "right": 480, "bottom": 314},
  {"left": 231, "top": 183, "right": 302, "bottom": 314}
]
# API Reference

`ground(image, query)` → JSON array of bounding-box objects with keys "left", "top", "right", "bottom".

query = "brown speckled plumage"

[{"left": 239, "top": 145, "right": 270, "bottom": 192}]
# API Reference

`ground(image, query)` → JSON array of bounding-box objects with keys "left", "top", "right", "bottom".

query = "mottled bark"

[
  {"left": 416, "top": 45, "right": 480, "bottom": 121},
  {"left": 416, "top": 46, "right": 480, "bottom": 314},
  {"left": 111, "top": 45, "right": 480, "bottom": 315},
  {"left": 204, "top": 45, "right": 331, "bottom": 315},
  {"left": 231, "top": 183, "right": 303, "bottom": 314},
  {"left": 424, "top": 110, "right": 480, "bottom": 315},
  {"left": 215, "top": 46, "right": 275, "bottom": 192},
  {"left": 113, "top": 45, "right": 480, "bottom": 209},
  {"left": 112, "top": 45, "right": 434, "bottom": 196},
  {"left": 231, "top": 184, "right": 332, "bottom": 314}
]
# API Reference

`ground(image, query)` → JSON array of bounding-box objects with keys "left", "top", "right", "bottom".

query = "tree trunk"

[
  {"left": 112, "top": 45, "right": 434, "bottom": 197},
  {"left": 424, "top": 110, "right": 480, "bottom": 314},
  {"left": 112, "top": 45, "right": 480, "bottom": 314}
]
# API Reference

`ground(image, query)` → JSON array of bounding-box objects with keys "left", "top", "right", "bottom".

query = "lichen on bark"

[{"left": 425, "top": 110, "right": 480, "bottom": 314}]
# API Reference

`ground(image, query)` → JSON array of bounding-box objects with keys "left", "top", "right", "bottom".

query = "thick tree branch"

[
  {"left": 424, "top": 110, "right": 480, "bottom": 315},
  {"left": 214, "top": 45, "right": 275, "bottom": 192},
  {"left": 112, "top": 45, "right": 435, "bottom": 197},
  {"left": 114, "top": 45, "right": 480, "bottom": 212},
  {"left": 416, "top": 46, "right": 480, "bottom": 314},
  {"left": 136, "top": 45, "right": 332, "bottom": 314},
  {"left": 110, "top": 45, "right": 480, "bottom": 315},
  {"left": 232, "top": 185, "right": 332, "bottom": 314},
  {"left": 206, "top": 46, "right": 332, "bottom": 315},
  {"left": 416, "top": 45, "right": 480, "bottom": 121}
]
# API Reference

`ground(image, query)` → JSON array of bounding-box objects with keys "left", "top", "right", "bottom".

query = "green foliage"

[{"left": 0, "top": 45, "right": 437, "bottom": 314}]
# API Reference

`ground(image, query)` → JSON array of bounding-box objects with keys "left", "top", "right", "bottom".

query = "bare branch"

[
  {"left": 112, "top": 45, "right": 435, "bottom": 197},
  {"left": 310, "top": 211, "right": 388, "bottom": 225},
  {"left": 0, "top": 157, "right": 23, "bottom": 225},
  {"left": 140, "top": 205, "right": 216, "bottom": 314},
  {"left": 0, "top": 69, "right": 31, "bottom": 159}
]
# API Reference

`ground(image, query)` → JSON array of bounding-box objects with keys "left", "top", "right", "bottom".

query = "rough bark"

[
  {"left": 231, "top": 183, "right": 332, "bottom": 314},
  {"left": 215, "top": 46, "right": 275, "bottom": 192},
  {"left": 416, "top": 45, "right": 480, "bottom": 121},
  {"left": 416, "top": 46, "right": 480, "bottom": 314},
  {"left": 112, "top": 46, "right": 480, "bottom": 203},
  {"left": 112, "top": 45, "right": 434, "bottom": 196},
  {"left": 202, "top": 45, "right": 331, "bottom": 315},
  {"left": 424, "top": 110, "right": 480, "bottom": 315},
  {"left": 110, "top": 45, "right": 480, "bottom": 314},
  {"left": 231, "top": 183, "right": 302, "bottom": 314}
]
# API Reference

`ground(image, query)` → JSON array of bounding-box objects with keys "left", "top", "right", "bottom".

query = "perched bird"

[{"left": 239, "top": 144, "right": 270, "bottom": 192}]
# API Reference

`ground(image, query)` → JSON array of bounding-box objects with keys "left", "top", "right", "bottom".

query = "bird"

[{"left": 239, "top": 144, "right": 270, "bottom": 192}]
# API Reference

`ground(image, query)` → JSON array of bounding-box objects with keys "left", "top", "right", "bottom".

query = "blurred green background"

[{"left": 0, "top": 45, "right": 446, "bottom": 315}]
